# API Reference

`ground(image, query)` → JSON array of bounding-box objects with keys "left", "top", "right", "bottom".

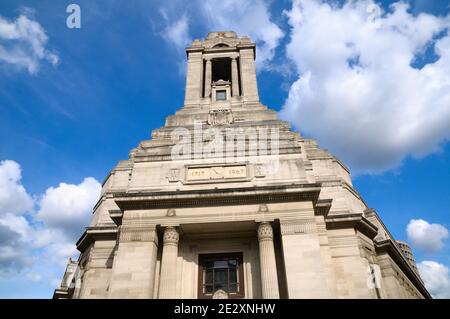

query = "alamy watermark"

[
  {"left": 66, "top": 4, "right": 81, "bottom": 29},
  {"left": 170, "top": 122, "right": 281, "bottom": 176}
]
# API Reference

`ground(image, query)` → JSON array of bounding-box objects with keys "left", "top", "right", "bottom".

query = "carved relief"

[
  {"left": 254, "top": 164, "right": 266, "bottom": 177},
  {"left": 166, "top": 209, "right": 176, "bottom": 217},
  {"left": 208, "top": 109, "right": 233, "bottom": 126},
  {"left": 167, "top": 169, "right": 180, "bottom": 182}
]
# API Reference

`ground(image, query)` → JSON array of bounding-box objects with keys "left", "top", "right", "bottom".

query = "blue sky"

[{"left": 0, "top": 0, "right": 449, "bottom": 298}]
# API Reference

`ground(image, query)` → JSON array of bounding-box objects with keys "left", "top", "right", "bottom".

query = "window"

[
  {"left": 216, "top": 90, "right": 226, "bottom": 101},
  {"left": 198, "top": 252, "right": 244, "bottom": 299}
]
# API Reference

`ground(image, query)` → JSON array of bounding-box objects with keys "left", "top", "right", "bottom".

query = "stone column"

[
  {"left": 204, "top": 58, "right": 212, "bottom": 98},
  {"left": 257, "top": 222, "right": 280, "bottom": 299},
  {"left": 231, "top": 57, "right": 240, "bottom": 97},
  {"left": 158, "top": 227, "right": 179, "bottom": 298}
]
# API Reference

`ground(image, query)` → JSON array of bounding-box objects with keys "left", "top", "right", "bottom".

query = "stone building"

[{"left": 54, "top": 31, "right": 430, "bottom": 299}]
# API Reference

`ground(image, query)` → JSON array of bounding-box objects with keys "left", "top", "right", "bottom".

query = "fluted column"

[
  {"left": 158, "top": 227, "right": 179, "bottom": 298},
  {"left": 231, "top": 57, "right": 240, "bottom": 97},
  {"left": 257, "top": 222, "right": 280, "bottom": 298},
  {"left": 204, "top": 58, "right": 212, "bottom": 98}
]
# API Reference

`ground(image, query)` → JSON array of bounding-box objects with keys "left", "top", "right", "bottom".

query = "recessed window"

[
  {"left": 212, "top": 58, "right": 231, "bottom": 82},
  {"left": 216, "top": 90, "right": 226, "bottom": 101},
  {"left": 198, "top": 252, "right": 244, "bottom": 299}
]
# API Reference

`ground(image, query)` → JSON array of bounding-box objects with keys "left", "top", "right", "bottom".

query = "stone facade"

[{"left": 54, "top": 31, "right": 430, "bottom": 299}]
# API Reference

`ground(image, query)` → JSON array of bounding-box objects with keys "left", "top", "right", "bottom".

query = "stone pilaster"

[
  {"left": 239, "top": 48, "right": 259, "bottom": 103},
  {"left": 184, "top": 51, "right": 203, "bottom": 107},
  {"left": 280, "top": 219, "right": 332, "bottom": 298},
  {"left": 231, "top": 57, "right": 240, "bottom": 97},
  {"left": 158, "top": 227, "right": 180, "bottom": 299},
  {"left": 257, "top": 222, "right": 280, "bottom": 299},
  {"left": 108, "top": 224, "right": 159, "bottom": 298},
  {"left": 204, "top": 58, "right": 212, "bottom": 98}
]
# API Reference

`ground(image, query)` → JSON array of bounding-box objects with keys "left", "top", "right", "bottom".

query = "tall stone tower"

[{"left": 54, "top": 32, "right": 430, "bottom": 299}]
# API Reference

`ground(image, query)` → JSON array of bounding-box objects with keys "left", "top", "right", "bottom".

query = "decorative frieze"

[
  {"left": 280, "top": 219, "right": 317, "bottom": 235},
  {"left": 119, "top": 226, "right": 158, "bottom": 244}
]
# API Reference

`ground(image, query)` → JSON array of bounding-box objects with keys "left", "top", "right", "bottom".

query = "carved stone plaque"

[
  {"left": 186, "top": 165, "right": 247, "bottom": 181},
  {"left": 167, "top": 169, "right": 180, "bottom": 182},
  {"left": 208, "top": 109, "right": 233, "bottom": 126}
]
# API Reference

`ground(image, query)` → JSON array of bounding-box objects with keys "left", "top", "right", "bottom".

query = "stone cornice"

[
  {"left": 113, "top": 183, "right": 323, "bottom": 211},
  {"left": 315, "top": 199, "right": 332, "bottom": 217},
  {"left": 76, "top": 226, "right": 118, "bottom": 252},
  {"left": 53, "top": 288, "right": 71, "bottom": 299},
  {"left": 109, "top": 209, "right": 123, "bottom": 226},
  {"left": 375, "top": 239, "right": 431, "bottom": 299},
  {"left": 325, "top": 212, "right": 378, "bottom": 239}
]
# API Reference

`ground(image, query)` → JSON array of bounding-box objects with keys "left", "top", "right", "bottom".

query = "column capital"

[
  {"left": 258, "top": 222, "right": 274, "bottom": 241},
  {"left": 163, "top": 226, "right": 179, "bottom": 246}
]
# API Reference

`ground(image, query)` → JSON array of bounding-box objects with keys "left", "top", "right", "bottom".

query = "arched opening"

[{"left": 213, "top": 43, "right": 230, "bottom": 48}]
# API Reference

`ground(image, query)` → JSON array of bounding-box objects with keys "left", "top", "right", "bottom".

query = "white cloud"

[
  {"left": 0, "top": 223, "right": 30, "bottom": 275},
  {"left": 418, "top": 260, "right": 450, "bottom": 299},
  {"left": 162, "top": 15, "right": 191, "bottom": 52},
  {"left": 158, "top": 0, "right": 284, "bottom": 69},
  {"left": 0, "top": 160, "right": 100, "bottom": 291},
  {"left": 280, "top": 0, "right": 450, "bottom": 173},
  {"left": 0, "top": 160, "right": 33, "bottom": 216},
  {"left": 0, "top": 11, "right": 59, "bottom": 74},
  {"left": 407, "top": 219, "right": 448, "bottom": 253},
  {"left": 201, "top": 0, "right": 284, "bottom": 68},
  {"left": 26, "top": 272, "right": 43, "bottom": 283},
  {"left": 37, "top": 177, "right": 101, "bottom": 238}
]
